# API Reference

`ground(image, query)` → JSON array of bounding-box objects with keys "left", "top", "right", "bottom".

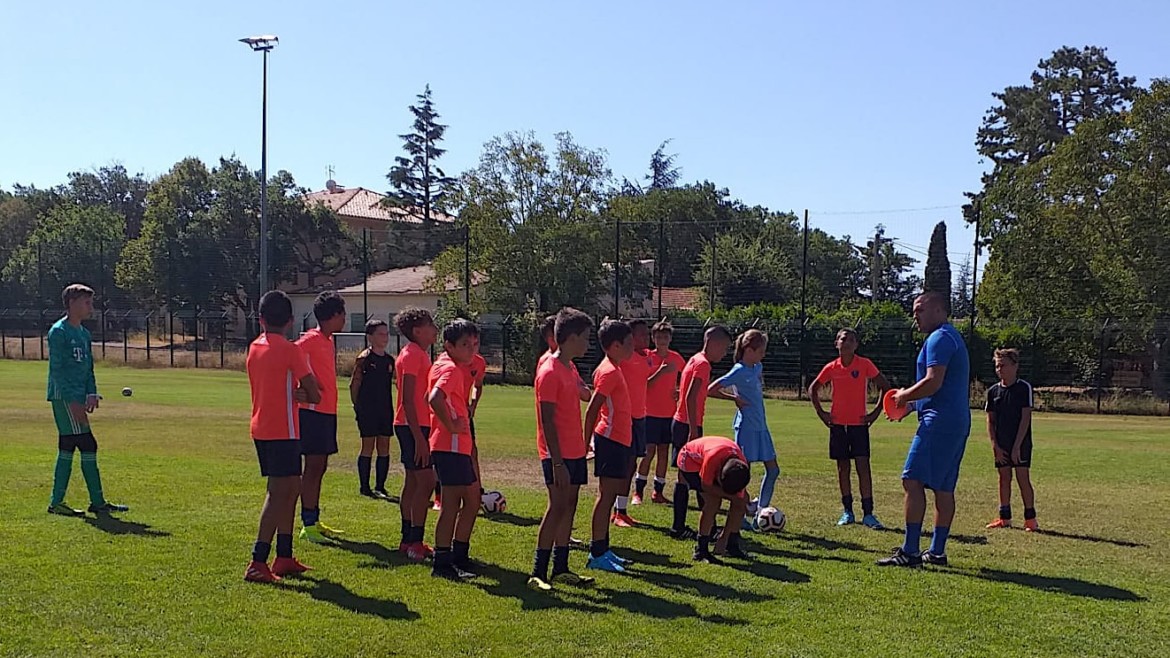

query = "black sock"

[
  {"left": 697, "top": 534, "right": 711, "bottom": 554},
  {"left": 1024, "top": 507, "right": 1037, "bottom": 520},
  {"left": 401, "top": 518, "right": 411, "bottom": 542},
  {"left": 275, "top": 533, "right": 293, "bottom": 558},
  {"left": 453, "top": 540, "right": 470, "bottom": 562},
  {"left": 635, "top": 476, "right": 648, "bottom": 497},
  {"left": 695, "top": 490, "right": 706, "bottom": 509},
  {"left": 616, "top": 503, "right": 627, "bottom": 515},
  {"left": 252, "top": 541, "right": 272, "bottom": 563},
  {"left": 589, "top": 537, "right": 609, "bottom": 558},
  {"left": 435, "top": 483, "right": 442, "bottom": 498},
  {"left": 653, "top": 477, "right": 666, "bottom": 495},
  {"left": 533, "top": 548, "right": 552, "bottom": 580},
  {"left": 842, "top": 495, "right": 854, "bottom": 513},
  {"left": 672, "top": 483, "right": 690, "bottom": 531},
  {"left": 728, "top": 532, "right": 741, "bottom": 551},
  {"left": 999, "top": 505, "right": 1012, "bottom": 520},
  {"left": 358, "top": 455, "right": 372, "bottom": 490},
  {"left": 412, "top": 525, "right": 426, "bottom": 544},
  {"left": 861, "top": 497, "right": 874, "bottom": 516},
  {"left": 433, "top": 546, "right": 452, "bottom": 568},
  {"left": 552, "top": 545, "right": 570, "bottom": 574},
  {"left": 375, "top": 456, "right": 390, "bottom": 489}
]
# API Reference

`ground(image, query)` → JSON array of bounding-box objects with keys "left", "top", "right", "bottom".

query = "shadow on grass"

[
  {"left": 949, "top": 567, "right": 1146, "bottom": 602},
  {"left": 83, "top": 514, "right": 170, "bottom": 537},
  {"left": 610, "top": 545, "right": 688, "bottom": 568},
  {"left": 592, "top": 585, "right": 749, "bottom": 625},
  {"left": 748, "top": 543, "right": 858, "bottom": 564},
  {"left": 481, "top": 511, "right": 541, "bottom": 528},
  {"left": 470, "top": 563, "right": 609, "bottom": 613},
  {"left": 626, "top": 567, "right": 777, "bottom": 602},
  {"left": 332, "top": 539, "right": 411, "bottom": 569},
  {"left": 925, "top": 530, "right": 988, "bottom": 546},
  {"left": 281, "top": 576, "right": 420, "bottom": 620},
  {"left": 1036, "top": 529, "right": 1147, "bottom": 549},
  {"left": 782, "top": 532, "right": 869, "bottom": 552},
  {"left": 745, "top": 560, "right": 813, "bottom": 584}
]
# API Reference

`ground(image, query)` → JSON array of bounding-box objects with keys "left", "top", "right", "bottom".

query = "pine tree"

[
  {"left": 386, "top": 85, "right": 455, "bottom": 222},
  {"left": 952, "top": 257, "right": 973, "bottom": 319},
  {"left": 924, "top": 221, "right": 951, "bottom": 307}
]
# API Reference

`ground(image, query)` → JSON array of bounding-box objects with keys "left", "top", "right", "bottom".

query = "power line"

[{"left": 810, "top": 204, "right": 962, "bottom": 217}]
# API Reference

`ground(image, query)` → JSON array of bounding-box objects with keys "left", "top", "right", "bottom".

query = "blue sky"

[{"left": 4, "top": 0, "right": 1168, "bottom": 275}]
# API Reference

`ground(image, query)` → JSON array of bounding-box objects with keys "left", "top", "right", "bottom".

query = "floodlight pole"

[{"left": 240, "top": 36, "right": 278, "bottom": 303}]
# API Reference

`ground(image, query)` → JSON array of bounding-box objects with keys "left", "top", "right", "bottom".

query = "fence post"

[
  {"left": 1, "top": 315, "right": 5, "bottom": 358},
  {"left": 146, "top": 312, "right": 152, "bottom": 362},
  {"left": 1029, "top": 317, "right": 1041, "bottom": 385},
  {"left": 20, "top": 311, "right": 26, "bottom": 359},
  {"left": 221, "top": 313, "right": 227, "bottom": 368},
  {"left": 657, "top": 213, "right": 665, "bottom": 319},
  {"left": 99, "top": 235, "right": 106, "bottom": 358},
  {"left": 797, "top": 209, "right": 809, "bottom": 399},
  {"left": 464, "top": 222, "right": 472, "bottom": 307},
  {"left": 169, "top": 310, "right": 175, "bottom": 367},
  {"left": 362, "top": 228, "right": 370, "bottom": 326},
  {"left": 122, "top": 313, "right": 129, "bottom": 364},
  {"left": 501, "top": 317, "right": 510, "bottom": 384},
  {"left": 40, "top": 310, "right": 46, "bottom": 360},
  {"left": 613, "top": 216, "right": 621, "bottom": 316},
  {"left": 1096, "top": 318, "right": 1111, "bottom": 414},
  {"left": 194, "top": 307, "right": 200, "bottom": 368}
]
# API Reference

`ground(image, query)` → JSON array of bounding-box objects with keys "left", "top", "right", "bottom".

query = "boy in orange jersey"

[
  {"left": 295, "top": 291, "right": 348, "bottom": 544},
  {"left": 394, "top": 307, "right": 439, "bottom": 561},
  {"left": 635, "top": 320, "right": 685, "bottom": 506},
  {"left": 676, "top": 436, "right": 752, "bottom": 563},
  {"left": 427, "top": 319, "right": 480, "bottom": 580},
  {"left": 528, "top": 308, "right": 595, "bottom": 591},
  {"left": 669, "top": 325, "right": 732, "bottom": 539},
  {"left": 244, "top": 290, "right": 321, "bottom": 583},
  {"left": 583, "top": 320, "right": 636, "bottom": 572},
  {"left": 613, "top": 319, "right": 653, "bottom": 526},
  {"left": 539, "top": 314, "right": 592, "bottom": 402},
  {"left": 809, "top": 328, "right": 890, "bottom": 529}
]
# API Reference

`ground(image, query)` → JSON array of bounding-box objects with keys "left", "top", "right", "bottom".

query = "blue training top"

[
  {"left": 714, "top": 362, "right": 768, "bottom": 432},
  {"left": 916, "top": 323, "right": 971, "bottom": 432}
]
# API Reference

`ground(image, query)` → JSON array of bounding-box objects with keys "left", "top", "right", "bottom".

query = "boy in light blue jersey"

[
  {"left": 709, "top": 329, "right": 778, "bottom": 530},
  {"left": 46, "top": 284, "right": 128, "bottom": 516}
]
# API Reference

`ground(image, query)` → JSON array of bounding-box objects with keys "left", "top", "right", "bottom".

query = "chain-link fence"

[{"left": 3, "top": 213, "right": 1168, "bottom": 416}]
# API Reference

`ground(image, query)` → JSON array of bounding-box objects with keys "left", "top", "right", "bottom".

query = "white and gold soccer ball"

[
  {"left": 480, "top": 489, "right": 507, "bottom": 514},
  {"left": 756, "top": 506, "right": 786, "bottom": 533}
]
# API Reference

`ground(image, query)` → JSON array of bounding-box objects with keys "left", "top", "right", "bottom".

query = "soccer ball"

[
  {"left": 121, "top": 387, "right": 133, "bottom": 397},
  {"left": 480, "top": 489, "right": 507, "bottom": 514},
  {"left": 756, "top": 506, "right": 786, "bottom": 533},
  {"left": 746, "top": 497, "right": 760, "bottom": 517}
]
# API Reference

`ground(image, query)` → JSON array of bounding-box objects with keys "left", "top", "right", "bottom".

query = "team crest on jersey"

[{"left": 851, "top": 370, "right": 859, "bottom": 378}]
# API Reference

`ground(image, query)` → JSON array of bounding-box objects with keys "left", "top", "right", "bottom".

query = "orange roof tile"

[{"left": 304, "top": 186, "right": 456, "bottom": 224}]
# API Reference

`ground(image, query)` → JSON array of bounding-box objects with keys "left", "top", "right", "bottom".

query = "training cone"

[{"left": 883, "top": 389, "right": 911, "bottom": 421}]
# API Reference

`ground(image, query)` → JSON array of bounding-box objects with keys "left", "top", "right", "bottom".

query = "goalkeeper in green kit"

[{"left": 46, "top": 284, "right": 128, "bottom": 516}]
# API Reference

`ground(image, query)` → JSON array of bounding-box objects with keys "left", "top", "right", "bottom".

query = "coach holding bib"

[{"left": 878, "top": 292, "right": 970, "bottom": 568}]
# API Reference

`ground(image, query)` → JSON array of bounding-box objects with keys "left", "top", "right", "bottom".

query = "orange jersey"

[
  {"left": 534, "top": 355, "right": 586, "bottom": 460},
  {"left": 427, "top": 354, "right": 473, "bottom": 455},
  {"left": 646, "top": 349, "right": 685, "bottom": 418},
  {"left": 295, "top": 328, "right": 337, "bottom": 415},
  {"left": 673, "top": 353, "right": 713, "bottom": 426},
  {"left": 593, "top": 357, "right": 633, "bottom": 446},
  {"left": 815, "top": 356, "right": 880, "bottom": 426},
  {"left": 676, "top": 436, "right": 745, "bottom": 487},
  {"left": 538, "top": 349, "right": 580, "bottom": 381},
  {"left": 394, "top": 342, "right": 432, "bottom": 427},
  {"left": 462, "top": 353, "right": 487, "bottom": 399},
  {"left": 247, "top": 332, "right": 312, "bottom": 441},
  {"left": 619, "top": 349, "right": 653, "bottom": 419}
]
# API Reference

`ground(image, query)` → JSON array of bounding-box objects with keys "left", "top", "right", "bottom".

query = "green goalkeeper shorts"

[{"left": 52, "top": 399, "right": 90, "bottom": 436}]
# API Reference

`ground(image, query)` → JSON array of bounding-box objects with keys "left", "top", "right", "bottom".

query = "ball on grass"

[
  {"left": 756, "top": 506, "right": 786, "bottom": 532},
  {"left": 480, "top": 489, "right": 507, "bottom": 514},
  {"left": 121, "top": 387, "right": 133, "bottom": 397}
]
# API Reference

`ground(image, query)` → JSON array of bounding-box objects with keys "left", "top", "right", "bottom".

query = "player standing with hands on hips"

[{"left": 878, "top": 292, "right": 970, "bottom": 568}]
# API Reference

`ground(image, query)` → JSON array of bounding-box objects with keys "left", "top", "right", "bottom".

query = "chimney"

[{"left": 325, "top": 179, "right": 338, "bottom": 193}]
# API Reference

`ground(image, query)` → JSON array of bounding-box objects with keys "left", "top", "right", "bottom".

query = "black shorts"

[
  {"left": 541, "top": 457, "right": 588, "bottom": 486},
  {"left": 829, "top": 425, "right": 871, "bottom": 460},
  {"left": 645, "top": 416, "right": 673, "bottom": 445},
  {"left": 355, "top": 404, "right": 394, "bottom": 438},
  {"left": 432, "top": 451, "right": 478, "bottom": 487},
  {"left": 299, "top": 410, "right": 339, "bottom": 456},
  {"left": 670, "top": 420, "right": 701, "bottom": 463},
  {"left": 58, "top": 432, "right": 98, "bottom": 453},
  {"left": 254, "top": 439, "right": 303, "bottom": 478},
  {"left": 395, "top": 425, "right": 432, "bottom": 470},
  {"left": 593, "top": 433, "right": 635, "bottom": 480},
  {"left": 631, "top": 418, "right": 647, "bottom": 458},
  {"left": 680, "top": 470, "right": 703, "bottom": 492},
  {"left": 994, "top": 438, "right": 1033, "bottom": 469}
]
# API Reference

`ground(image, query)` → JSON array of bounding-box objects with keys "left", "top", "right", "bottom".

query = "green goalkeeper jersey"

[{"left": 47, "top": 317, "right": 97, "bottom": 402}]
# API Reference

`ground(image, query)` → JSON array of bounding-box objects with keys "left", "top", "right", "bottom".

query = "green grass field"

[{"left": 1, "top": 361, "right": 1168, "bottom": 657}]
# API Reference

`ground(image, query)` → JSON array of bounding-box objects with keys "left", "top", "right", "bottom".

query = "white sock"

[
  {"left": 615, "top": 496, "right": 629, "bottom": 511},
  {"left": 654, "top": 476, "right": 666, "bottom": 485}
]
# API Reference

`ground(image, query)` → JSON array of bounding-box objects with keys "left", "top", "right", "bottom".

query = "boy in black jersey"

[
  {"left": 351, "top": 319, "right": 396, "bottom": 497},
  {"left": 984, "top": 348, "right": 1038, "bottom": 531}
]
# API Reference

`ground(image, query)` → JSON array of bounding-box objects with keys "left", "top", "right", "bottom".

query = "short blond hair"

[
  {"left": 61, "top": 284, "right": 95, "bottom": 309},
  {"left": 994, "top": 348, "right": 1020, "bottom": 364}
]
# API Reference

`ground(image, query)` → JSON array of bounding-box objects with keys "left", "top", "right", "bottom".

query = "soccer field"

[{"left": 1, "top": 362, "right": 1167, "bottom": 658}]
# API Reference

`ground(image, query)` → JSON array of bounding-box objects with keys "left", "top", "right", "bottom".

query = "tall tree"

[
  {"left": 924, "top": 221, "right": 951, "bottom": 305},
  {"left": 2, "top": 204, "right": 125, "bottom": 306},
  {"left": 430, "top": 131, "right": 615, "bottom": 313},
  {"left": 386, "top": 85, "right": 456, "bottom": 222},
  {"left": 646, "top": 140, "right": 681, "bottom": 190},
  {"left": 65, "top": 165, "right": 151, "bottom": 239},
  {"left": 952, "top": 257, "right": 973, "bottom": 319}
]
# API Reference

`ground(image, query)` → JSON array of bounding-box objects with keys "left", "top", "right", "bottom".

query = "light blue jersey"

[{"left": 715, "top": 362, "right": 775, "bottom": 463}]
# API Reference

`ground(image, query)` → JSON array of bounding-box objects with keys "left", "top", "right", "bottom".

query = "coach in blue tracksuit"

[{"left": 878, "top": 291, "right": 971, "bottom": 568}]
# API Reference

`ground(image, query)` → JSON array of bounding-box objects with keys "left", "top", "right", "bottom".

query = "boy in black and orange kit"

[
  {"left": 394, "top": 307, "right": 439, "bottom": 561},
  {"left": 428, "top": 319, "right": 481, "bottom": 580}
]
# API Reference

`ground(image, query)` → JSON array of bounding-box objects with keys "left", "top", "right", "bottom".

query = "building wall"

[{"left": 289, "top": 292, "right": 444, "bottom": 332}]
